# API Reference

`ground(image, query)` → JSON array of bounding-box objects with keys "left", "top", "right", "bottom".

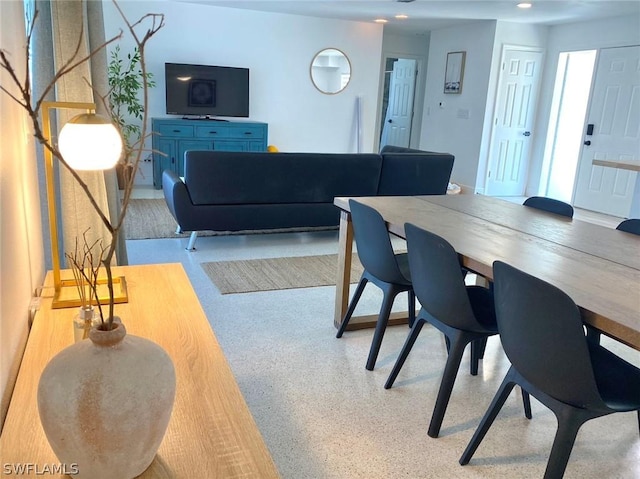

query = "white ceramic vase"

[{"left": 37, "top": 319, "right": 176, "bottom": 479}]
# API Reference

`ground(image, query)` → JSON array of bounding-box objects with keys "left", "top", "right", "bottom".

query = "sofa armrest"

[
  {"left": 162, "top": 169, "right": 196, "bottom": 231},
  {"left": 378, "top": 151, "right": 454, "bottom": 196}
]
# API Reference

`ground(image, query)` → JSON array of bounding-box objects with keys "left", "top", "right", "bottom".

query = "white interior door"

[
  {"left": 573, "top": 46, "right": 640, "bottom": 217},
  {"left": 485, "top": 48, "right": 544, "bottom": 196},
  {"left": 380, "top": 59, "right": 416, "bottom": 148}
]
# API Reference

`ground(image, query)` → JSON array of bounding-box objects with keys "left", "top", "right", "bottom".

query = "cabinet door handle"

[
  {"left": 172, "top": 129, "right": 181, "bottom": 133},
  {"left": 171, "top": 157, "right": 175, "bottom": 164},
  {"left": 208, "top": 131, "right": 217, "bottom": 134},
  {"left": 244, "top": 132, "right": 252, "bottom": 135}
]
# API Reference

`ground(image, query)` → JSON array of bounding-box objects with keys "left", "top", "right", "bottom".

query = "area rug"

[
  {"left": 201, "top": 254, "right": 364, "bottom": 294},
  {"left": 124, "top": 199, "right": 337, "bottom": 240},
  {"left": 124, "top": 199, "right": 186, "bottom": 240}
]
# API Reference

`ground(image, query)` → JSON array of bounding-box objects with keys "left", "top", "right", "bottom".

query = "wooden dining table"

[
  {"left": 418, "top": 194, "right": 640, "bottom": 270},
  {"left": 333, "top": 195, "right": 640, "bottom": 352}
]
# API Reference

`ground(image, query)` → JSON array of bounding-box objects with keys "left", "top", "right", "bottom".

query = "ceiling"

[{"left": 175, "top": 0, "right": 640, "bottom": 35}]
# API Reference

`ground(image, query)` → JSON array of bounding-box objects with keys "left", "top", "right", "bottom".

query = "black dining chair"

[
  {"left": 616, "top": 218, "right": 640, "bottom": 235},
  {"left": 384, "top": 224, "right": 531, "bottom": 438},
  {"left": 523, "top": 196, "right": 574, "bottom": 218},
  {"left": 336, "top": 200, "right": 416, "bottom": 371},
  {"left": 460, "top": 261, "right": 640, "bottom": 478}
]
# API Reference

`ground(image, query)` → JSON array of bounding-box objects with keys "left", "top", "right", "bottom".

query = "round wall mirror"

[{"left": 310, "top": 48, "right": 351, "bottom": 94}]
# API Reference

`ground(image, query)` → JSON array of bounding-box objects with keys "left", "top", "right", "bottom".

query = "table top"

[
  {"left": 0, "top": 263, "right": 280, "bottom": 478},
  {"left": 418, "top": 194, "right": 640, "bottom": 270},
  {"left": 334, "top": 196, "right": 640, "bottom": 351}
]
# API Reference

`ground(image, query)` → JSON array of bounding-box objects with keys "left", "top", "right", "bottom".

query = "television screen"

[{"left": 165, "top": 63, "right": 249, "bottom": 118}]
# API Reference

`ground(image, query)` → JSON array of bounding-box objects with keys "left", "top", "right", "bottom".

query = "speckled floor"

[{"left": 126, "top": 223, "right": 639, "bottom": 479}]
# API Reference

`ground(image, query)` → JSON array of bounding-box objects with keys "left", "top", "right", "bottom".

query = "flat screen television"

[{"left": 165, "top": 62, "right": 249, "bottom": 118}]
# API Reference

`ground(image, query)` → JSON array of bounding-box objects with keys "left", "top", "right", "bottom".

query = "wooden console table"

[{"left": 0, "top": 263, "right": 279, "bottom": 478}]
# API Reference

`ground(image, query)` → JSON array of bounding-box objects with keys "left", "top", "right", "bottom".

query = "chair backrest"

[
  {"left": 492, "top": 261, "right": 604, "bottom": 409},
  {"left": 523, "top": 196, "right": 574, "bottom": 218},
  {"left": 616, "top": 218, "right": 640, "bottom": 235},
  {"left": 404, "top": 223, "right": 482, "bottom": 332},
  {"left": 349, "top": 200, "right": 407, "bottom": 283}
]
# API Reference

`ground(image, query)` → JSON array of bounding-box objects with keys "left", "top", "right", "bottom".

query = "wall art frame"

[{"left": 444, "top": 51, "right": 466, "bottom": 94}]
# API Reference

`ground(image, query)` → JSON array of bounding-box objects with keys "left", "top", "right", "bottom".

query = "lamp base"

[{"left": 52, "top": 276, "right": 128, "bottom": 309}]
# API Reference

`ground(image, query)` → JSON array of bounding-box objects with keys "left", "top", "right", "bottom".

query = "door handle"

[
  {"left": 584, "top": 140, "right": 591, "bottom": 146},
  {"left": 387, "top": 119, "right": 392, "bottom": 123},
  {"left": 523, "top": 131, "right": 531, "bottom": 137}
]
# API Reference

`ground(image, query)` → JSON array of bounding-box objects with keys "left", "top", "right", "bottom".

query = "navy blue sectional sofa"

[{"left": 162, "top": 146, "right": 454, "bottom": 249}]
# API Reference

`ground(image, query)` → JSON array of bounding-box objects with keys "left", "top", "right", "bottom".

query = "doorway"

[
  {"left": 379, "top": 58, "right": 417, "bottom": 150},
  {"left": 484, "top": 46, "right": 544, "bottom": 196},
  {"left": 544, "top": 50, "right": 597, "bottom": 203},
  {"left": 572, "top": 45, "right": 640, "bottom": 217}
]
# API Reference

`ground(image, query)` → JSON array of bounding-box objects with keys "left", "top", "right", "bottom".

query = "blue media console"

[{"left": 151, "top": 118, "right": 268, "bottom": 188}]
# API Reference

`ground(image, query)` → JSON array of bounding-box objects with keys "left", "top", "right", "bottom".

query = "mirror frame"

[{"left": 310, "top": 48, "right": 352, "bottom": 95}]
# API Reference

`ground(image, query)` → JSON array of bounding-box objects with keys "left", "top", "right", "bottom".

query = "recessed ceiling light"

[
  {"left": 517, "top": 2, "right": 532, "bottom": 8},
  {"left": 374, "top": 18, "right": 388, "bottom": 23},
  {"left": 395, "top": 14, "right": 409, "bottom": 19}
]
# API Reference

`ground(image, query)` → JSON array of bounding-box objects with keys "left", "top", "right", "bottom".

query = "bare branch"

[
  {"left": 35, "top": 32, "right": 123, "bottom": 112},
  {"left": 1, "top": 2, "right": 164, "bottom": 329},
  {"left": 0, "top": 84, "right": 27, "bottom": 106},
  {"left": 0, "top": 51, "right": 30, "bottom": 105}
]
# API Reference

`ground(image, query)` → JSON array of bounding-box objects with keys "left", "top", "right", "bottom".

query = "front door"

[
  {"left": 380, "top": 59, "right": 417, "bottom": 149},
  {"left": 573, "top": 45, "right": 640, "bottom": 217},
  {"left": 485, "top": 47, "right": 544, "bottom": 196}
]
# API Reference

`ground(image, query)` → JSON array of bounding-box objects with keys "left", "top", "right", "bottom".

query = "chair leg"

[
  {"left": 336, "top": 277, "right": 368, "bottom": 338},
  {"left": 470, "top": 337, "right": 488, "bottom": 376},
  {"left": 543, "top": 409, "right": 586, "bottom": 479},
  {"left": 476, "top": 337, "right": 488, "bottom": 359},
  {"left": 365, "top": 287, "right": 397, "bottom": 371},
  {"left": 428, "top": 333, "right": 469, "bottom": 438},
  {"left": 585, "top": 325, "right": 601, "bottom": 345},
  {"left": 407, "top": 289, "right": 416, "bottom": 328},
  {"left": 384, "top": 318, "right": 427, "bottom": 389},
  {"left": 459, "top": 367, "right": 518, "bottom": 465},
  {"left": 522, "top": 388, "right": 532, "bottom": 419}
]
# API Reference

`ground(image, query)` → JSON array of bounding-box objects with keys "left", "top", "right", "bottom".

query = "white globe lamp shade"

[{"left": 58, "top": 113, "right": 123, "bottom": 170}]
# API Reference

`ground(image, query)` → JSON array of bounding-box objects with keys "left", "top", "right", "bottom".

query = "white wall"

[
  {"left": 102, "top": 1, "right": 384, "bottom": 163},
  {"left": 0, "top": 1, "right": 45, "bottom": 428},
  {"left": 419, "top": 21, "right": 496, "bottom": 191},
  {"left": 530, "top": 15, "right": 640, "bottom": 195}
]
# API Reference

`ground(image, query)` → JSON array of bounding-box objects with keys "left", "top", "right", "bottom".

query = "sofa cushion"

[{"left": 184, "top": 151, "right": 382, "bottom": 206}]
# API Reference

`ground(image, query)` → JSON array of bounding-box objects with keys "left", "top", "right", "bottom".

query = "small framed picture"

[{"left": 444, "top": 51, "right": 466, "bottom": 94}]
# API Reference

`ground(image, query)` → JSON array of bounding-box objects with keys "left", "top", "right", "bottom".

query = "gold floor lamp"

[{"left": 42, "top": 101, "right": 128, "bottom": 309}]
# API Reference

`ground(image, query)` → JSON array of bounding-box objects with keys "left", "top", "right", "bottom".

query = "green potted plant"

[{"left": 108, "top": 44, "right": 155, "bottom": 189}]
